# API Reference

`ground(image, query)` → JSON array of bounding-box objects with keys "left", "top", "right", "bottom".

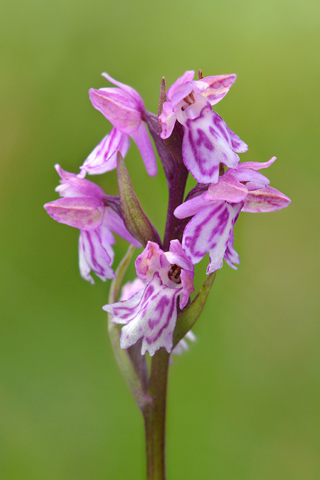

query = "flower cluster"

[{"left": 44, "top": 69, "right": 290, "bottom": 357}]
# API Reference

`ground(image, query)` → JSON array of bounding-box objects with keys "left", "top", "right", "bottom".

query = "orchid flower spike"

[
  {"left": 104, "top": 240, "right": 194, "bottom": 356},
  {"left": 159, "top": 70, "right": 248, "bottom": 184},
  {"left": 174, "top": 157, "right": 291, "bottom": 274},
  {"left": 44, "top": 165, "right": 141, "bottom": 284},
  {"left": 86, "top": 73, "right": 157, "bottom": 177}
]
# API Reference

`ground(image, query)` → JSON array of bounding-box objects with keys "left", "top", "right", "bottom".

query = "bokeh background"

[{"left": 1, "top": 0, "right": 319, "bottom": 478}]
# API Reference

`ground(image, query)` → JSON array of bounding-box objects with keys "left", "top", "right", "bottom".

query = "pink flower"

[
  {"left": 174, "top": 157, "right": 291, "bottom": 274},
  {"left": 103, "top": 241, "right": 194, "bottom": 356},
  {"left": 44, "top": 165, "right": 141, "bottom": 283},
  {"left": 88, "top": 73, "right": 157, "bottom": 177},
  {"left": 159, "top": 70, "right": 247, "bottom": 184}
]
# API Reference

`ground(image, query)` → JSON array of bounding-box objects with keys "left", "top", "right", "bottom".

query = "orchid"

[
  {"left": 44, "top": 165, "right": 140, "bottom": 283},
  {"left": 104, "top": 240, "right": 194, "bottom": 356},
  {"left": 175, "top": 157, "right": 291, "bottom": 274},
  {"left": 87, "top": 73, "right": 157, "bottom": 177},
  {"left": 159, "top": 70, "right": 248, "bottom": 183},
  {"left": 44, "top": 68, "right": 291, "bottom": 480}
]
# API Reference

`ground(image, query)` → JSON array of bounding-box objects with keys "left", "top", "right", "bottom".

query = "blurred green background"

[{"left": 1, "top": 0, "right": 319, "bottom": 478}]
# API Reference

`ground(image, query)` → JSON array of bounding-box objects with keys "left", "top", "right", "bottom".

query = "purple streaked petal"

[
  {"left": 104, "top": 289, "right": 145, "bottom": 324},
  {"left": 197, "top": 74, "right": 237, "bottom": 105},
  {"left": 179, "top": 269, "right": 194, "bottom": 309},
  {"left": 55, "top": 164, "right": 106, "bottom": 199},
  {"left": 227, "top": 125, "right": 248, "bottom": 153},
  {"left": 238, "top": 156, "right": 277, "bottom": 171},
  {"left": 108, "top": 272, "right": 182, "bottom": 356},
  {"left": 135, "top": 242, "right": 170, "bottom": 282},
  {"left": 101, "top": 72, "right": 145, "bottom": 111},
  {"left": 44, "top": 196, "right": 105, "bottom": 230},
  {"left": 81, "top": 129, "right": 130, "bottom": 175},
  {"left": 182, "top": 202, "right": 242, "bottom": 273},
  {"left": 130, "top": 122, "right": 157, "bottom": 177},
  {"left": 223, "top": 229, "right": 240, "bottom": 269},
  {"left": 89, "top": 88, "right": 142, "bottom": 134},
  {"left": 242, "top": 186, "right": 291, "bottom": 212},
  {"left": 79, "top": 227, "right": 115, "bottom": 283},
  {"left": 206, "top": 203, "right": 242, "bottom": 273},
  {"left": 182, "top": 105, "right": 247, "bottom": 183},
  {"left": 103, "top": 207, "right": 141, "bottom": 247}
]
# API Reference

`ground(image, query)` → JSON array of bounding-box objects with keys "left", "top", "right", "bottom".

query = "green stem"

[{"left": 142, "top": 349, "right": 170, "bottom": 480}]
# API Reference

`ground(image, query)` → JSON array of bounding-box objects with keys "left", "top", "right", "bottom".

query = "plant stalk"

[{"left": 142, "top": 349, "right": 170, "bottom": 480}]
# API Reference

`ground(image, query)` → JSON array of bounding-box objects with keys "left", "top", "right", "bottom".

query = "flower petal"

[
  {"left": 166, "top": 239, "right": 194, "bottom": 273},
  {"left": 101, "top": 72, "right": 145, "bottom": 111},
  {"left": 103, "top": 207, "right": 141, "bottom": 247},
  {"left": 223, "top": 229, "right": 240, "bottom": 269},
  {"left": 204, "top": 175, "right": 248, "bottom": 203},
  {"left": 104, "top": 289, "right": 145, "bottom": 324},
  {"left": 174, "top": 193, "right": 213, "bottom": 219},
  {"left": 238, "top": 156, "right": 277, "bottom": 171},
  {"left": 44, "top": 196, "right": 105, "bottom": 230},
  {"left": 182, "top": 106, "right": 247, "bottom": 183},
  {"left": 106, "top": 272, "right": 182, "bottom": 356},
  {"left": 81, "top": 129, "right": 130, "bottom": 175},
  {"left": 89, "top": 87, "right": 142, "bottom": 134},
  {"left": 167, "top": 70, "right": 195, "bottom": 100},
  {"left": 242, "top": 186, "right": 291, "bottom": 212},
  {"left": 135, "top": 242, "right": 170, "bottom": 282},
  {"left": 228, "top": 168, "right": 270, "bottom": 187},
  {"left": 169, "top": 83, "right": 194, "bottom": 108},
  {"left": 79, "top": 226, "right": 115, "bottom": 283},
  {"left": 130, "top": 122, "right": 157, "bottom": 177},
  {"left": 55, "top": 164, "right": 106, "bottom": 199},
  {"left": 179, "top": 269, "right": 194, "bottom": 309},
  {"left": 159, "top": 101, "right": 177, "bottom": 139},
  {"left": 197, "top": 73, "right": 237, "bottom": 105},
  {"left": 206, "top": 203, "right": 242, "bottom": 273},
  {"left": 182, "top": 202, "right": 242, "bottom": 273}
]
